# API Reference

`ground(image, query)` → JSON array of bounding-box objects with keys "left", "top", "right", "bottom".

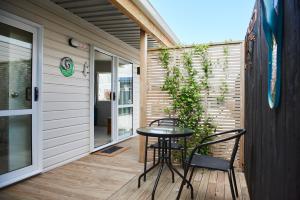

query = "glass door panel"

[
  {"left": 0, "top": 20, "right": 35, "bottom": 180},
  {"left": 0, "top": 115, "right": 32, "bottom": 175},
  {"left": 117, "top": 59, "right": 133, "bottom": 139},
  {"left": 94, "top": 50, "right": 113, "bottom": 148},
  {"left": 0, "top": 22, "right": 32, "bottom": 110}
]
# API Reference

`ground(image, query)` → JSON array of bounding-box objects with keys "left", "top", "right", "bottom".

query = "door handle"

[
  {"left": 112, "top": 92, "right": 116, "bottom": 101},
  {"left": 110, "top": 92, "right": 116, "bottom": 101},
  {"left": 25, "top": 87, "right": 32, "bottom": 101},
  {"left": 34, "top": 87, "right": 39, "bottom": 101}
]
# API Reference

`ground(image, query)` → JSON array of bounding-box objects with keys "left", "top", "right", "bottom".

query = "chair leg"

[
  {"left": 231, "top": 168, "right": 239, "bottom": 197},
  {"left": 153, "top": 148, "right": 156, "bottom": 166},
  {"left": 176, "top": 165, "right": 191, "bottom": 200},
  {"left": 227, "top": 170, "right": 236, "bottom": 200},
  {"left": 181, "top": 149, "right": 184, "bottom": 168},
  {"left": 187, "top": 167, "right": 195, "bottom": 188}
]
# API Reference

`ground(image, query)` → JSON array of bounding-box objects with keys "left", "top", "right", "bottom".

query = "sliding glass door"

[
  {"left": 117, "top": 59, "right": 133, "bottom": 140},
  {"left": 0, "top": 15, "right": 39, "bottom": 187},
  {"left": 93, "top": 50, "right": 113, "bottom": 148},
  {"left": 92, "top": 48, "right": 134, "bottom": 150}
]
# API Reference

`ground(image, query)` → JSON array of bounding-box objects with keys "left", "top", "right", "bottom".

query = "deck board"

[{"left": 0, "top": 137, "right": 249, "bottom": 200}]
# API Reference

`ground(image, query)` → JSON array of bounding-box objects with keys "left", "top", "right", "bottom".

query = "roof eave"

[{"left": 131, "top": 0, "right": 180, "bottom": 45}]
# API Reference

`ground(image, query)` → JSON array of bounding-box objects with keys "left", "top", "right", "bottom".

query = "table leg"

[
  {"left": 157, "top": 138, "right": 161, "bottom": 163},
  {"left": 143, "top": 136, "right": 148, "bottom": 182},
  {"left": 167, "top": 137, "right": 175, "bottom": 182},
  {"left": 138, "top": 136, "right": 161, "bottom": 188},
  {"left": 151, "top": 162, "right": 164, "bottom": 200},
  {"left": 138, "top": 136, "right": 193, "bottom": 200},
  {"left": 167, "top": 162, "right": 193, "bottom": 188},
  {"left": 174, "top": 137, "right": 194, "bottom": 200},
  {"left": 151, "top": 137, "right": 166, "bottom": 200}
]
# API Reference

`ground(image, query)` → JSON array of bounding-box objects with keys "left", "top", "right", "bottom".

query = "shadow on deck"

[{"left": 0, "top": 137, "right": 249, "bottom": 200}]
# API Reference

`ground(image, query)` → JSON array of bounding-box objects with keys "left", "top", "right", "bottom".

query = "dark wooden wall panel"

[{"left": 245, "top": 1, "right": 300, "bottom": 200}]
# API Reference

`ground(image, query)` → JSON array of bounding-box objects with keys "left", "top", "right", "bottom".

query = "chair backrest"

[
  {"left": 149, "top": 118, "right": 182, "bottom": 127},
  {"left": 197, "top": 129, "right": 246, "bottom": 167},
  {"left": 229, "top": 129, "right": 246, "bottom": 167}
]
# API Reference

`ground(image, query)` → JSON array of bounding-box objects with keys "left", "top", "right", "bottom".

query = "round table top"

[{"left": 136, "top": 126, "right": 194, "bottom": 138}]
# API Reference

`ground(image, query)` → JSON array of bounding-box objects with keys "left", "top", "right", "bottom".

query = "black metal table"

[{"left": 136, "top": 126, "right": 194, "bottom": 200}]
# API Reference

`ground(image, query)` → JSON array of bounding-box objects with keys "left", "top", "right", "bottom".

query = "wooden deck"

[
  {"left": 0, "top": 137, "right": 249, "bottom": 200},
  {"left": 108, "top": 166, "right": 249, "bottom": 200}
]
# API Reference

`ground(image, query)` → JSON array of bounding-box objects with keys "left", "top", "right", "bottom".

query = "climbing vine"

[
  {"left": 217, "top": 45, "right": 230, "bottom": 104},
  {"left": 194, "top": 44, "right": 212, "bottom": 92},
  {"left": 194, "top": 44, "right": 213, "bottom": 117},
  {"left": 159, "top": 46, "right": 216, "bottom": 156},
  {"left": 160, "top": 48, "right": 182, "bottom": 116}
]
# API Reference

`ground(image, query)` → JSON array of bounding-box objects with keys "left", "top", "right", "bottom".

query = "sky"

[{"left": 149, "top": 0, "right": 256, "bottom": 44}]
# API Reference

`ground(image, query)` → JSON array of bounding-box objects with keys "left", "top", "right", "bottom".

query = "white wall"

[{"left": 0, "top": 0, "right": 140, "bottom": 171}]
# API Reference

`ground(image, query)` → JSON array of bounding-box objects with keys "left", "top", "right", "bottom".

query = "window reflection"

[
  {"left": 118, "top": 59, "right": 133, "bottom": 139},
  {"left": 97, "top": 72, "right": 111, "bottom": 101},
  {"left": 118, "top": 62, "right": 133, "bottom": 105}
]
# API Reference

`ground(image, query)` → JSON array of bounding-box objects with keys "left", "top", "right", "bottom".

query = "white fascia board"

[{"left": 132, "top": 0, "right": 180, "bottom": 45}]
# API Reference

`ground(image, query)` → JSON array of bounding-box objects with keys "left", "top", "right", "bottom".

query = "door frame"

[
  {"left": 90, "top": 46, "right": 117, "bottom": 152},
  {"left": 0, "top": 9, "right": 43, "bottom": 188},
  {"left": 89, "top": 45, "right": 135, "bottom": 152},
  {"left": 116, "top": 57, "right": 134, "bottom": 141}
]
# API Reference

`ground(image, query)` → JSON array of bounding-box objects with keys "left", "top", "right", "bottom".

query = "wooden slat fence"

[{"left": 146, "top": 42, "right": 244, "bottom": 166}]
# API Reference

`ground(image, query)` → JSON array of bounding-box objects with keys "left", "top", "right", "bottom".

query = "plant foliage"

[
  {"left": 216, "top": 46, "right": 230, "bottom": 104},
  {"left": 159, "top": 45, "right": 216, "bottom": 156}
]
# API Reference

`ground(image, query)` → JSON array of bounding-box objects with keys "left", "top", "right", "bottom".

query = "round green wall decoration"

[{"left": 60, "top": 57, "right": 74, "bottom": 77}]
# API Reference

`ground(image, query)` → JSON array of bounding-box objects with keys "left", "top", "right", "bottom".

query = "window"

[{"left": 97, "top": 72, "right": 111, "bottom": 101}]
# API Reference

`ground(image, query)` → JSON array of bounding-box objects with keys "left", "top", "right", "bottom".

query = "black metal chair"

[
  {"left": 149, "top": 118, "right": 185, "bottom": 164},
  {"left": 176, "top": 129, "right": 246, "bottom": 200},
  {"left": 142, "top": 118, "right": 185, "bottom": 181}
]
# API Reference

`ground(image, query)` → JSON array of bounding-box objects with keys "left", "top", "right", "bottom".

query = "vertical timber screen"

[{"left": 146, "top": 42, "right": 244, "bottom": 165}]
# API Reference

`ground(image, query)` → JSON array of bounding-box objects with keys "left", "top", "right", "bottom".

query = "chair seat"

[
  {"left": 189, "top": 154, "right": 230, "bottom": 171},
  {"left": 150, "top": 142, "right": 183, "bottom": 149}
]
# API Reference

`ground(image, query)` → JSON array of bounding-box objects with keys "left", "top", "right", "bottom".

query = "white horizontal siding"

[
  {"left": 42, "top": 146, "right": 89, "bottom": 170},
  {"left": 43, "top": 138, "right": 90, "bottom": 159},
  {"left": 43, "top": 117, "right": 90, "bottom": 131},
  {"left": 43, "top": 93, "right": 89, "bottom": 102},
  {"left": 43, "top": 84, "right": 89, "bottom": 94},
  {"left": 44, "top": 131, "right": 89, "bottom": 149},
  {"left": 43, "top": 109, "right": 89, "bottom": 121},
  {"left": 43, "top": 124, "right": 90, "bottom": 140},
  {"left": 0, "top": 0, "right": 140, "bottom": 171},
  {"left": 43, "top": 102, "right": 89, "bottom": 112}
]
